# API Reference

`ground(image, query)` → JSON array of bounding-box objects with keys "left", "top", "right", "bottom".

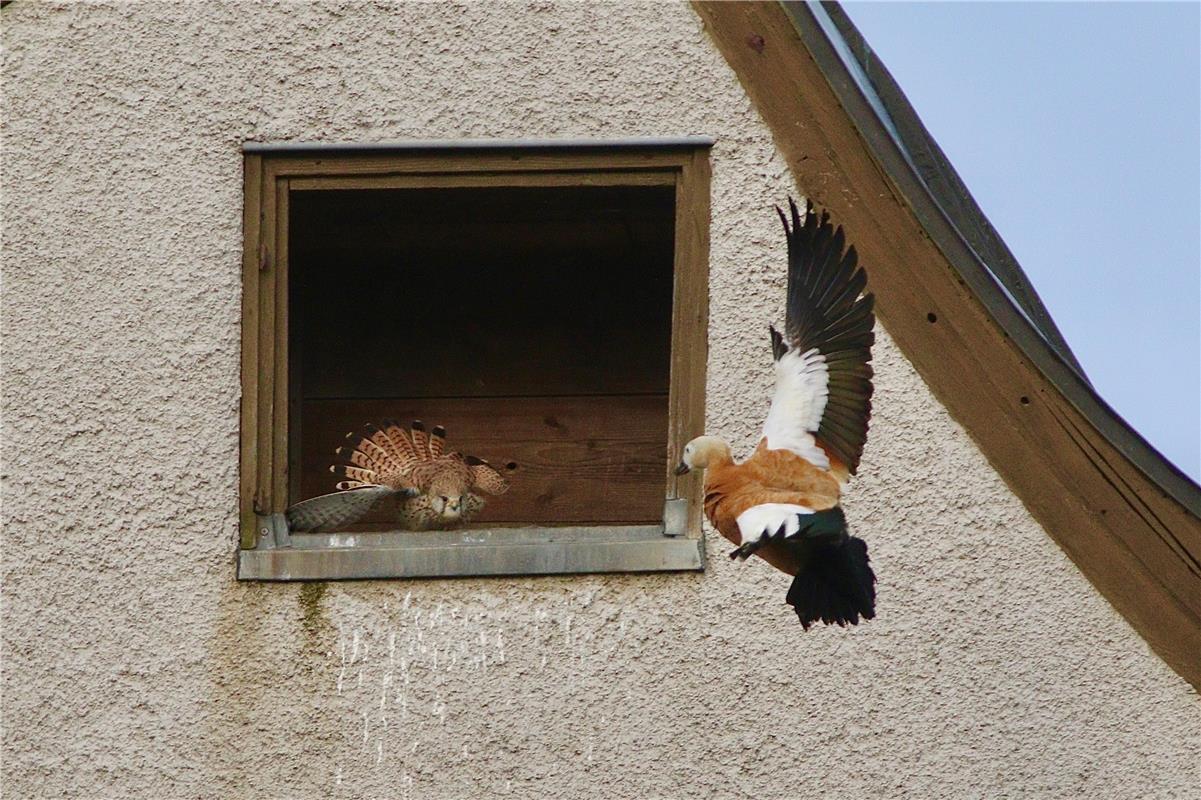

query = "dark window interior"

[{"left": 289, "top": 185, "right": 675, "bottom": 526}]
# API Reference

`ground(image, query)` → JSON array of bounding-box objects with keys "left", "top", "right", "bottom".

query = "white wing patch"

[
  {"left": 736, "top": 502, "right": 815, "bottom": 547},
  {"left": 762, "top": 347, "right": 830, "bottom": 468}
]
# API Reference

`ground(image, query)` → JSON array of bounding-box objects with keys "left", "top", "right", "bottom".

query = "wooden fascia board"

[{"left": 693, "top": 0, "right": 1201, "bottom": 690}]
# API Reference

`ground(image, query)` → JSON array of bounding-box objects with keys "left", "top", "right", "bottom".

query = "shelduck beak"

[{"left": 674, "top": 461, "right": 691, "bottom": 476}]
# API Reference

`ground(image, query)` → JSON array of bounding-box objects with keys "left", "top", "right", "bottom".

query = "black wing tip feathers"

[
  {"left": 777, "top": 196, "right": 875, "bottom": 474},
  {"left": 776, "top": 196, "right": 814, "bottom": 233},
  {"left": 411, "top": 420, "right": 425, "bottom": 432},
  {"left": 769, "top": 325, "right": 787, "bottom": 361},
  {"left": 432, "top": 425, "right": 447, "bottom": 437}
]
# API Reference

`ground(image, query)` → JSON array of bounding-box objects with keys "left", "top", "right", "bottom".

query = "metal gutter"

[{"left": 787, "top": 0, "right": 1200, "bottom": 515}]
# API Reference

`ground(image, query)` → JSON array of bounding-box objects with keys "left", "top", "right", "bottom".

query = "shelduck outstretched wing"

[{"left": 762, "top": 198, "right": 875, "bottom": 475}]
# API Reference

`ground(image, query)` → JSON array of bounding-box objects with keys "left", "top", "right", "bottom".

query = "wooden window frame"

[{"left": 237, "top": 140, "right": 711, "bottom": 581}]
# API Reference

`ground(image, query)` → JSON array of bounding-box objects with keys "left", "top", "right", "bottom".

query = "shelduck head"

[{"left": 675, "top": 436, "right": 732, "bottom": 475}]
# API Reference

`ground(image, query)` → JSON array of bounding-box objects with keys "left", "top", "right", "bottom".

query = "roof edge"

[
  {"left": 816, "top": 2, "right": 1089, "bottom": 381},
  {"left": 794, "top": 0, "right": 1200, "bottom": 514}
]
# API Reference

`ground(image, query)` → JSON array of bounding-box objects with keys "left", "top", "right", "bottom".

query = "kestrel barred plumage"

[{"left": 286, "top": 420, "right": 510, "bottom": 532}]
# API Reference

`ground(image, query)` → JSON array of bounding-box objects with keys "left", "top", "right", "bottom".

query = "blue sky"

[{"left": 842, "top": 2, "right": 1201, "bottom": 482}]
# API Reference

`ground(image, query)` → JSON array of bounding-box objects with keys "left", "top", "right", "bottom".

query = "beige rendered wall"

[{"left": 2, "top": 2, "right": 1197, "bottom": 798}]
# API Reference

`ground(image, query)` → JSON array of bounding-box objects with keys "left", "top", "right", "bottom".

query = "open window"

[{"left": 238, "top": 140, "right": 711, "bottom": 580}]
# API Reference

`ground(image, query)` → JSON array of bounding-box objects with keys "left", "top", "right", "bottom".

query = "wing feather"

[
  {"left": 762, "top": 198, "right": 875, "bottom": 475},
  {"left": 380, "top": 418, "right": 420, "bottom": 463},
  {"left": 330, "top": 464, "right": 378, "bottom": 484},
  {"left": 465, "top": 456, "right": 511, "bottom": 496},
  {"left": 429, "top": 426, "right": 447, "bottom": 458},
  {"left": 286, "top": 485, "right": 396, "bottom": 532},
  {"left": 409, "top": 421, "right": 429, "bottom": 455}
]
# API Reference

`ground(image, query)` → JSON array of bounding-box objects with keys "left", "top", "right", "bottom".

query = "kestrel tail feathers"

[
  {"left": 330, "top": 419, "right": 454, "bottom": 486},
  {"left": 287, "top": 421, "right": 425, "bottom": 532},
  {"left": 428, "top": 425, "right": 447, "bottom": 459},
  {"left": 408, "top": 420, "right": 430, "bottom": 458}
]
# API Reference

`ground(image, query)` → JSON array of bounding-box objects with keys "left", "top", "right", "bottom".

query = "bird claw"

[{"left": 729, "top": 535, "right": 757, "bottom": 559}]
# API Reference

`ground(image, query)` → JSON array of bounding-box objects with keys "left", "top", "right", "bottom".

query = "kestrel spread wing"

[
  {"left": 285, "top": 420, "right": 424, "bottom": 532},
  {"left": 285, "top": 485, "right": 400, "bottom": 532},
  {"left": 465, "top": 455, "right": 509, "bottom": 495},
  {"left": 762, "top": 198, "right": 875, "bottom": 476},
  {"left": 285, "top": 420, "right": 510, "bottom": 532}
]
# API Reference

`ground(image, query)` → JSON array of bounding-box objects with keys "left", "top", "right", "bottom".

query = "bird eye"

[{"left": 440, "top": 496, "right": 448, "bottom": 503}]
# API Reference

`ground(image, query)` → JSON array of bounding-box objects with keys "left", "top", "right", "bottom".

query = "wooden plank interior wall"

[{"left": 693, "top": 1, "right": 1201, "bottom": 689}]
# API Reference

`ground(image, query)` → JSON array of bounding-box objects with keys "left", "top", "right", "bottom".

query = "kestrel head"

[{"left": 428, "top": 474, "right": 466, "bottom": 519}]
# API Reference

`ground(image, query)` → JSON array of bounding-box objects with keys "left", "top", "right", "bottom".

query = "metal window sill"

[{"left": 236, "top": 525, "right": 705, "bottom": 581}]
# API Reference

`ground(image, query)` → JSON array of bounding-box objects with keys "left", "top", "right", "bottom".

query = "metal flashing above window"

[{"left": 242, "top": 136, "right": 716, "bottom": 154}]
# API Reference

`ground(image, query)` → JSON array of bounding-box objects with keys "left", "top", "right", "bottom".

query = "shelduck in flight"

[{"left": 675, "top": 198, "right": 877, "bottom": 629}]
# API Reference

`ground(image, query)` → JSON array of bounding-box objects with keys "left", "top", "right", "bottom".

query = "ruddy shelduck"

[{"left": 676, "top": 199, "right": 876, "bottom": 629}]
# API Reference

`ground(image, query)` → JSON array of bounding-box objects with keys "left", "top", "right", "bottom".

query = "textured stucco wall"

[{"left": 2, "top": 2, "right": 1198, "bottom": 798}]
